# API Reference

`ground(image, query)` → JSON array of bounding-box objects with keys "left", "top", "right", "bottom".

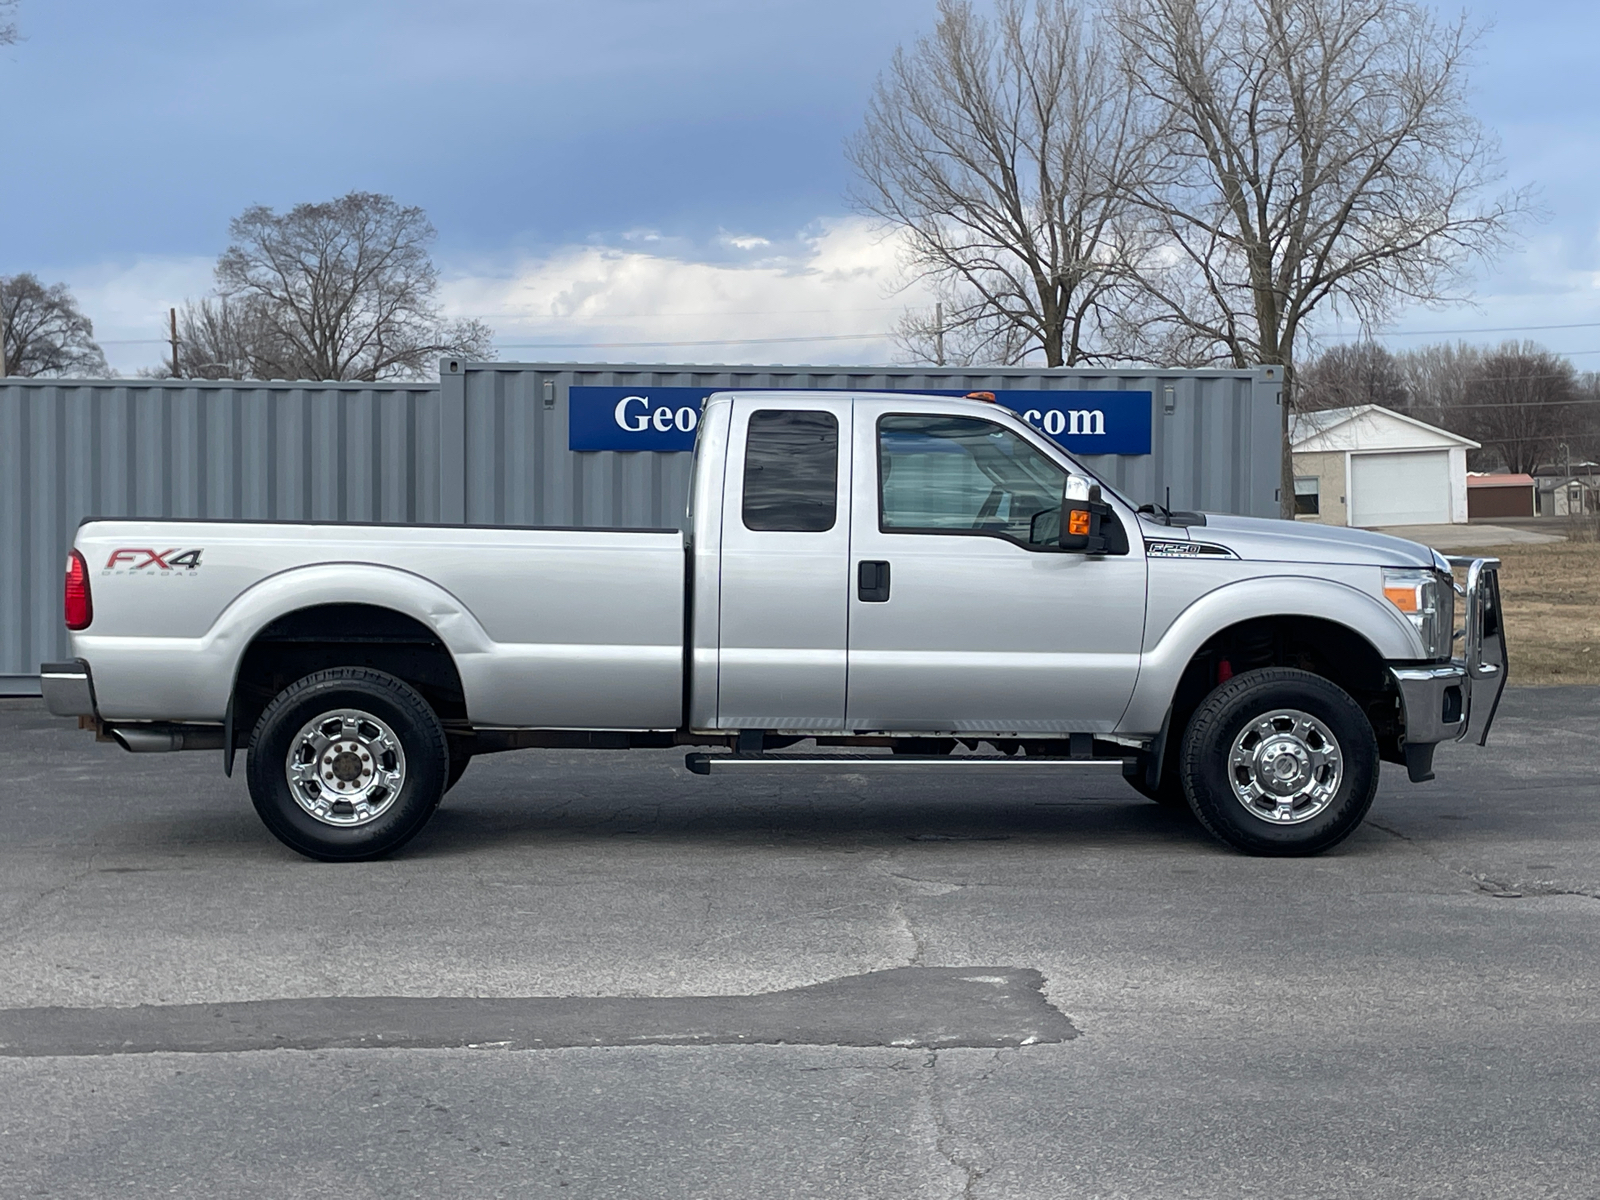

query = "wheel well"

[
  {"left": 1169, "top": 616, "right": 1403, "bottom": 764},
  {"left": 232, "top": 604, "right": 468, "bottom": 746}
]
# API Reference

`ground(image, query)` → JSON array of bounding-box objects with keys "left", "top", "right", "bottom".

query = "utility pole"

[
  {"left": 934, "top": 301, "right": 945, "bottom": 368},
  {"left": 169, "top": 307, "right": 181, "bottom": 378},
  {"left": 0, "top": 279, "right": 8, "bottom": 378}
]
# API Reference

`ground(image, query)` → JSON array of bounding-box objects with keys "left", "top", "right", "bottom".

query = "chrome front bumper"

[{"left": 1390, "top": 555, "right": 1509, "bottom": 754}]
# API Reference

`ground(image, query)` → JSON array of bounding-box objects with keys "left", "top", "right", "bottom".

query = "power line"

[
  {"left": 96, "top": 330, "right": 896, "bottom": 349},
  {"left": 472, "top": 305, "right": 903, "bottom": 321},
  {"left": 1325, "top": 318, "right": 1600, "bottom": 339},
  {"left": 491, "top": 332, "right": 890, "bottom": 349}
]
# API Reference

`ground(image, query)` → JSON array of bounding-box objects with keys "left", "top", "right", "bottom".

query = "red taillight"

[{"left": 65, "top": 550, "right": 92, "bottom": 630}]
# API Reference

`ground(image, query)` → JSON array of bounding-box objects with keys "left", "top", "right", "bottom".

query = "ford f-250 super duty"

[{"left": 40, "top": 389, "right": 1507, "bottom": 860}]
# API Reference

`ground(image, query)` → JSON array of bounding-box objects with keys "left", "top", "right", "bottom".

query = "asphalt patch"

[{"left": 0, "top": 967, "right": 1076, "bottom": 1057}]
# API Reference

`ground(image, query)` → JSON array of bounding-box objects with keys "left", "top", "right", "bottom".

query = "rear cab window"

[{"left": 742, "top": 410, "right": 840, "bottom": 532}]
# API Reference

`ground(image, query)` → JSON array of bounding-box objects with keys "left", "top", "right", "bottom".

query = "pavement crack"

[
  {"left": 0, "top": 857, "right": 100, "bottom": 952},
  {"left": 1365, "top": 819, "right": 1600, "bottom": 902},
  {"left": 1466, "top": 872, "right": 1600, "bottom": 902},
  {"left": 925, "top": 1049, "right": 986, "bottom": 1199},
  {"left": 889, "top": 898, "right": 926, "bottom": 967},
  {"left": 1365, "top": 819, "right": 1413, "bottom": 842}
]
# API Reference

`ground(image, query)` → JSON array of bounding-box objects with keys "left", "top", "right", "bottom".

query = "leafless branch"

[
  {"left": 1112, "top": 0, "right": 1530, "bottom": 511},
  {"left": 0, "top": 273, "right": 109, "bottom": 377},
  {"left": 212, "top": 191, "right": 494, "bottom": 381},
  {"left": 850, "top": 0, "right": 1148, "bottom": 367}
]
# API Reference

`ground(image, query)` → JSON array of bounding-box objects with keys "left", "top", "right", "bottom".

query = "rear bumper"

[{"left": 40, "top": 660, "right": 97, "bottom": 718}]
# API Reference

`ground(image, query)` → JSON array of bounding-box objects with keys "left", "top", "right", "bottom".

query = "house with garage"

[{"left": 1289, "top": 405, "right": 1478, "bottom": 527}]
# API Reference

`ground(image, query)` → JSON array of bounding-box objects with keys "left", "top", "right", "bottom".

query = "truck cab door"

[
  {"left": 714, "top": 396, "right": 854, "bottom": 731},
  {"left": 845, "top": 399, "right": 1148, "bottom": 734}
]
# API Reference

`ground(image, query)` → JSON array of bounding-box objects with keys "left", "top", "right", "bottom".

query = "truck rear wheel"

[
  {"left": 1179, "top": 668, "right": 1378, "bottom": 856},
  {"left": 245, "top": 668, "right": 448, "bottom": 861}
]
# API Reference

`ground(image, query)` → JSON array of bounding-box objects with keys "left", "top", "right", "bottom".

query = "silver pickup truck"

[{"left": 40, "top": 389, "right": 1507, "bottom": 861}]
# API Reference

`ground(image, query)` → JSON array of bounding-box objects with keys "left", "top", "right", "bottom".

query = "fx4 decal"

[{"left": 104, "top": 548, "right": 204, "bottom": 572}]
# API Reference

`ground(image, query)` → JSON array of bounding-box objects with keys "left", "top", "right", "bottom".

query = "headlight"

[{"left": 1382, "top": 567, "right": 1455, "bottom": 659}]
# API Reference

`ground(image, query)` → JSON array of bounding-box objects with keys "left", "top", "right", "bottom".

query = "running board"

[{"left": 685, "top": 753, "right": 1129, "bottom": 775}]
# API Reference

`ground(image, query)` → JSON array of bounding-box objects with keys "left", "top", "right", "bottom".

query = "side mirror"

[{"left": 1059, "top": 475, "right": 1108, "bottom": 554}]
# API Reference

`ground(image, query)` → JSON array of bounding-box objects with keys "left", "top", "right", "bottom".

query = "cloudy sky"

[{"left": 2, "top": 0, "right": 1597, "bottom": 375}]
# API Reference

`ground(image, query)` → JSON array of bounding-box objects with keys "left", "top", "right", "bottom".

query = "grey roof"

[{"left": 1289, "top": 406, "right": 1365, "bottom": 442}]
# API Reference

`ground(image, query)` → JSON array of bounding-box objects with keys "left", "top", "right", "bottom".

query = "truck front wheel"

[
  {"left": 1179, "top": 668, "right": 1379, "bottom": 856},
  {"left": 245, "top": 668, "right": 448, "bottom": 861}
]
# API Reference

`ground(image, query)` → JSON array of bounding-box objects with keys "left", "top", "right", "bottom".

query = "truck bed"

[{"left": 72, "top": 520, "right": 687, "bottom": 729}]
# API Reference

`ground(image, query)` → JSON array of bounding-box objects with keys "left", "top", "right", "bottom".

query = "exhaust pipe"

[{"left": 109, "top": 724, "right": 226, "bottom": 753}]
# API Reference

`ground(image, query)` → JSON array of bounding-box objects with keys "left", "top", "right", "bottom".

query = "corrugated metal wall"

[
  {"left": 2, "top": 362, "right": 1280, "bottom": 690},
  {"left": 0, "top": 378, "right": 440, "bottom": 690},
  {"left": 449, "top": 361, "right": 1282, "bottom": 529}
]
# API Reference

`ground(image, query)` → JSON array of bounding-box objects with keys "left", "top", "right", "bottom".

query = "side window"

[
  {"left": 742, "top": 410, "right": 839, "bottom": 532},
  {"left": 879, "top": 414, "right": 1066, "bottom": 546}
]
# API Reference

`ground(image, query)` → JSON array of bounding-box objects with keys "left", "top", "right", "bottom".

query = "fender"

[
  {"left": 1116, "top": 574, "right": 1421, "bottom": 735},
  {"left": 79, "top": 563, "right": 493, "bottom": 722}
]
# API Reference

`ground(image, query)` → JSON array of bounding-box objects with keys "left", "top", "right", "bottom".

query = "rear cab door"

[{"left": 712, "top": 394, "right": 854, "bottom": 731}]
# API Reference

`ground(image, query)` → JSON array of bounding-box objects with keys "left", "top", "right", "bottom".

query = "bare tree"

[
  {"left": 1, "top": 0, "right": 18, "bottom": 47},
  {"left": 1297, "top": 342, "right": 1408, "bottom": 413},
  {"left": 1393, "top": 340, "right": 1482, "bottom": 427},
  {"left": 1570, "top": 373, "right": 1600, "bottom": 471},
  {"left": 138, "top": 297, "right": 282, "bottom": 381},
  {"left": 1455, "top": 343, "right": 1579, "bottom": 474},
  {"left": 214, "top": 191, "right": 493, "bottom": 381},
  {"left": 0, "top": 273, "right": 110, "bottom": 377},
  {"left": 1114, "top": 0, "right": 1528, "bottom": 513},
  {"left": 850, "top": 0, "right": 1147, "bottom": 367}
]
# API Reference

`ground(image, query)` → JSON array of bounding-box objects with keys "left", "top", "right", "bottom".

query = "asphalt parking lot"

[{"left": 2, "top": 688, "right": 1598, "bottom": 1198}]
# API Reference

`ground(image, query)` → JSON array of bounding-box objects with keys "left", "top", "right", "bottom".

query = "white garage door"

[{"left": 1350, "top": 451, "right": 1451, "bottom": 526}]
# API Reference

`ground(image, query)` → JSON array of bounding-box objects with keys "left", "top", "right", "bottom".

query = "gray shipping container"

[{"left": 1, "top": 361, "right": 1283, "bottom": 692}]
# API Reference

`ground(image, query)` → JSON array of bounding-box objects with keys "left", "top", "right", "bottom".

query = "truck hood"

[{"left": 1171, "top": 514, "right": 1441, "bottom": 568}]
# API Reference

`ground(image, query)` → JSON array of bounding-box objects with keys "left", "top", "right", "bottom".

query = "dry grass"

[{"left": 1452, "top": 536, "right": 1600, "bottom": 685}]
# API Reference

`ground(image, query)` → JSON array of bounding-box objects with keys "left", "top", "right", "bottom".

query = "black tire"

[
  {"left": 246, "top": 668, "right": 448, "bottom": 861},
  {"left": 1179, "top": 667, "right": 1378, "bottom": 856}
]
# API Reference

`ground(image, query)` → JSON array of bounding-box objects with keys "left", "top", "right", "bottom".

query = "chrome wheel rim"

[
  {"left": 1228, "top": 708, "right": 1342, "bottom": 825},
  {"left": 285, "top": 709, "right": 406, "bottom": 827}
]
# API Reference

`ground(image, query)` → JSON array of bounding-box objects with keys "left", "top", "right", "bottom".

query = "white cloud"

[
  {"left": 1310, "top": 224, "right": 1600, "bottom": 363},
  {"left": 27, "top": 255, "right": 217, "bottom": 376},
  {"left": 33, "top": 220, "right": 935, "bottom": 376},
  {"left": 48, "top": 214, "right": 1600, "bottom": 379},
  {"left": 440, "top": 217, "right": 934, "bottom": 366}
]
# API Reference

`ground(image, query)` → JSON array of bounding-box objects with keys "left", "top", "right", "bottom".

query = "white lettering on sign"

[
  {"left": 1022, "top": 407, "right": 1106, "bottom": 437},
  {"left": 1068, "top": 409, "right": 1104, "bottom": 436},
  {"left": 613, "top": 394, "right": 700, "bottom": 436},
  {"left": 615, "top": 395, "right": 650, "bottom": 432}
]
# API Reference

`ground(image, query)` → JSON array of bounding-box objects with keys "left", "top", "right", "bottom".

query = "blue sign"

[
  {"left": 569, "top": 386, "right": 1152, "bottom": 456},
  {"left": 998, "top": 390, "right": 1151, "bottom": 456}
]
